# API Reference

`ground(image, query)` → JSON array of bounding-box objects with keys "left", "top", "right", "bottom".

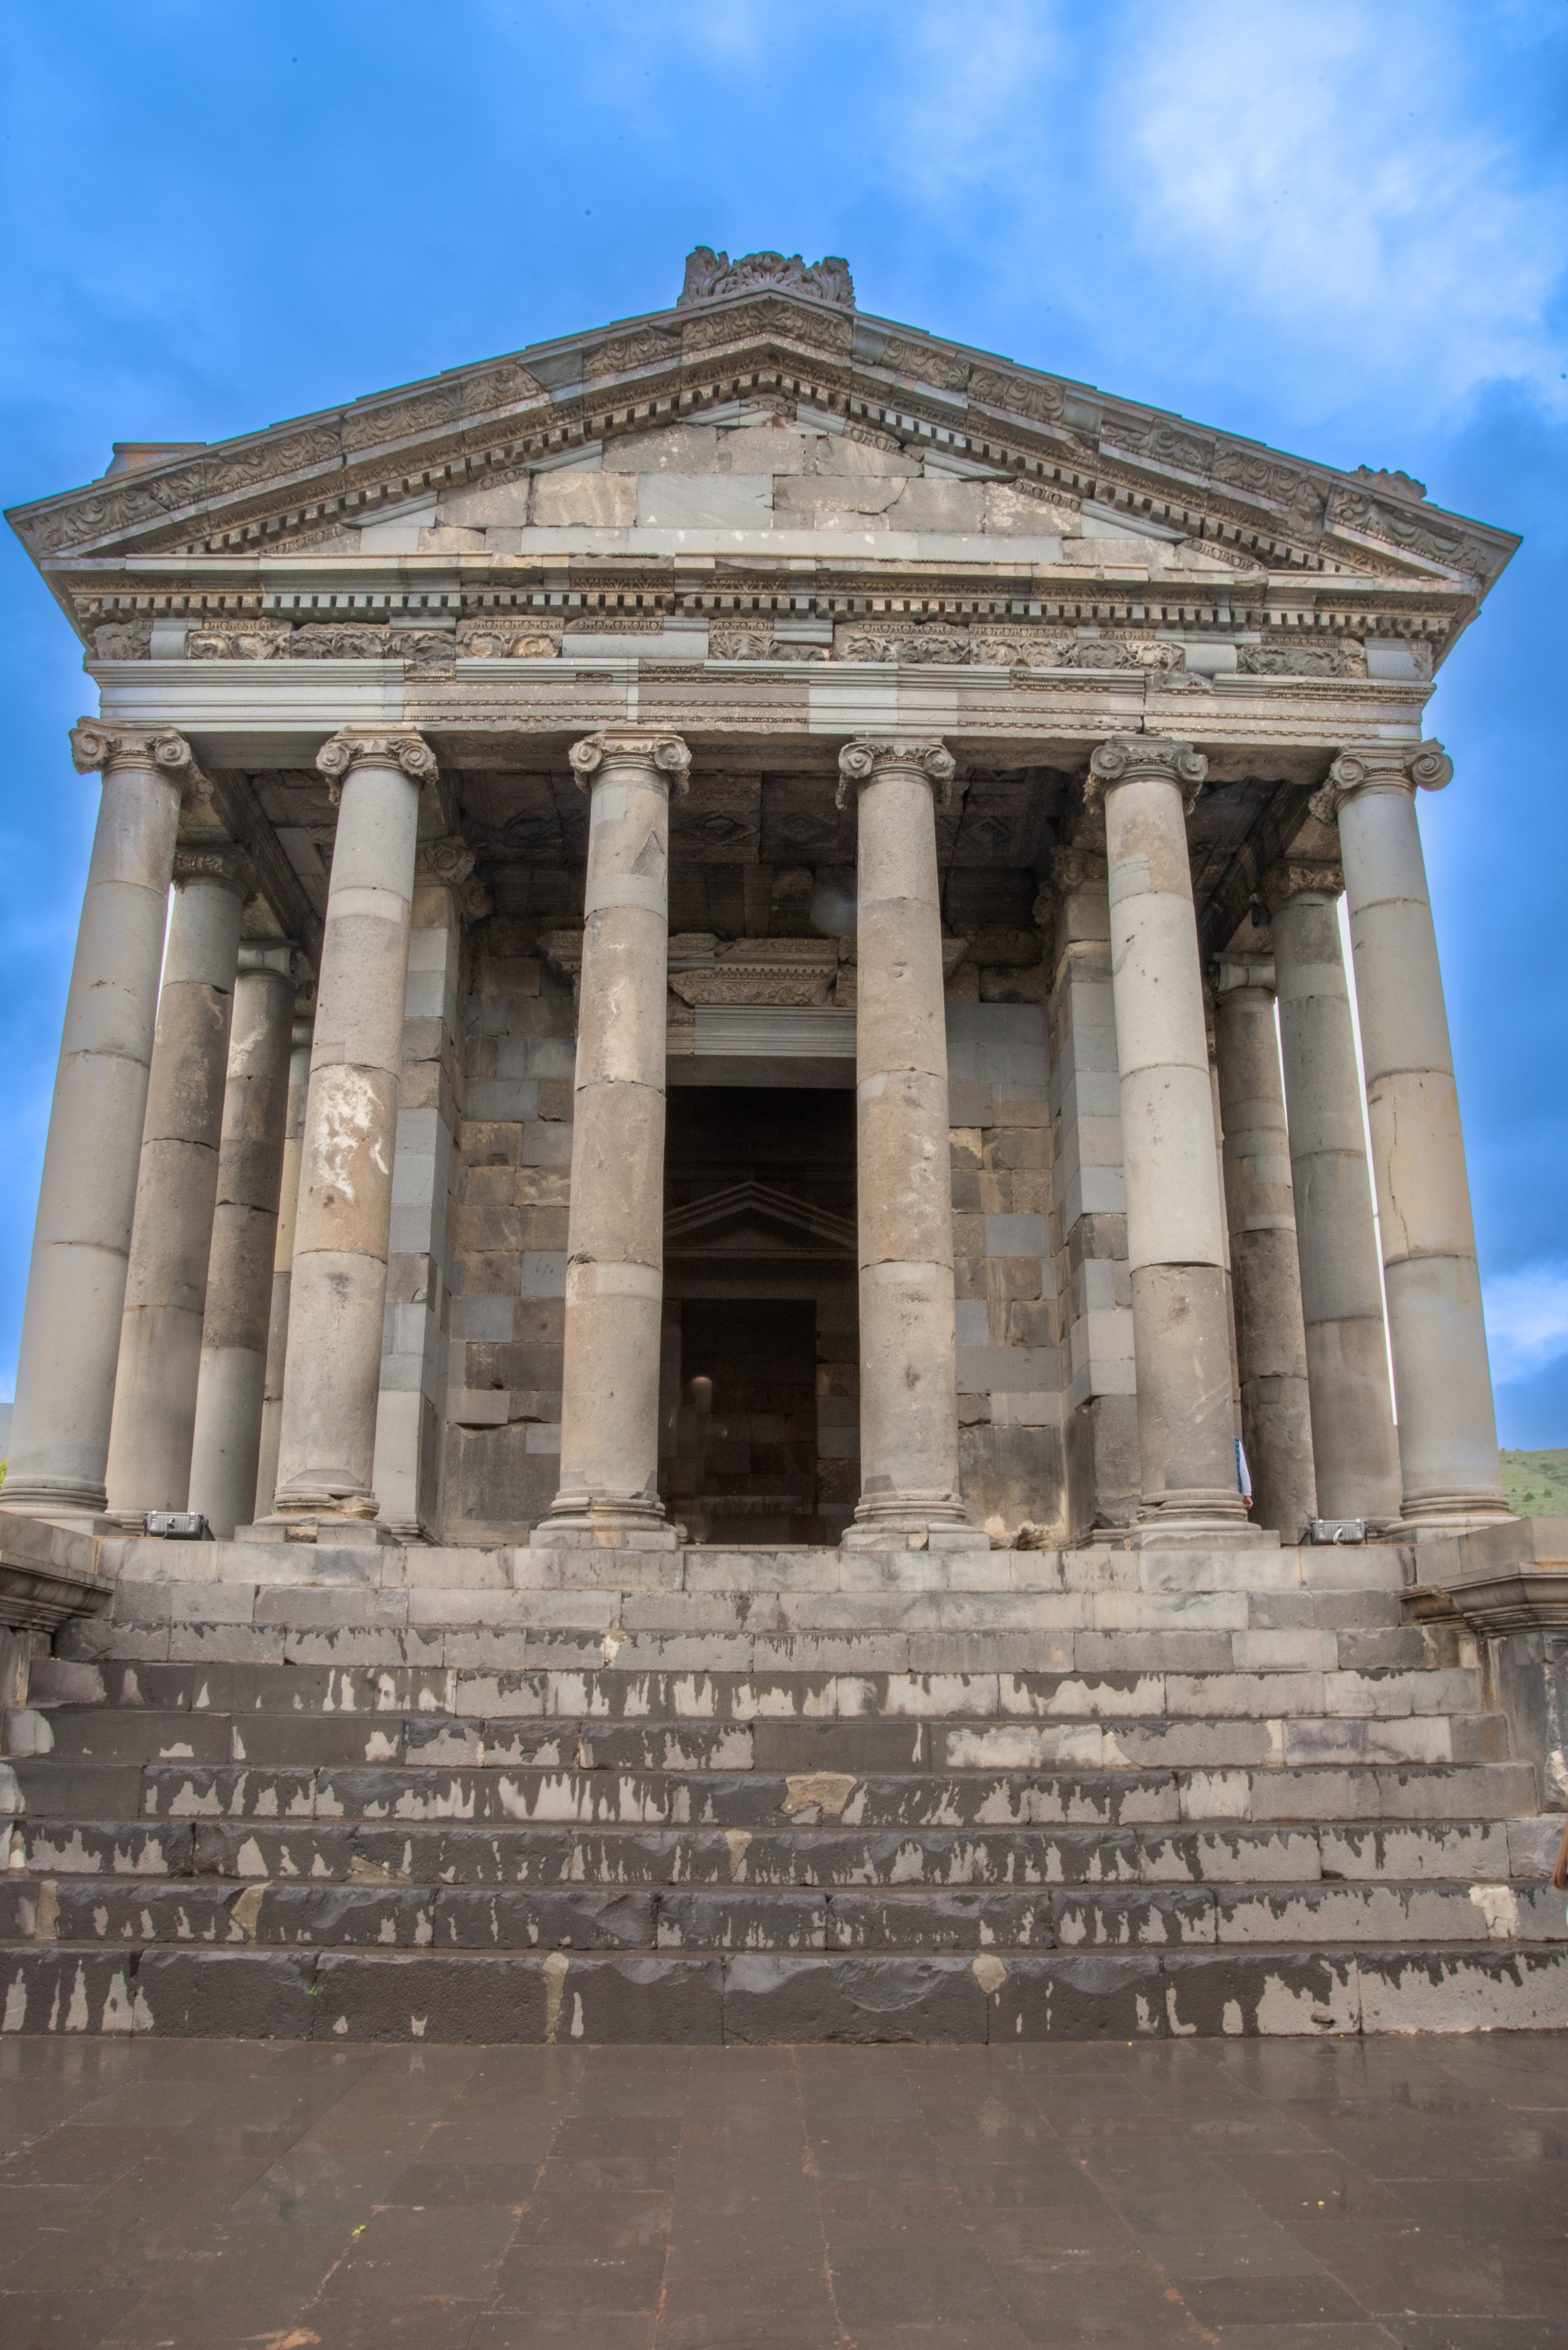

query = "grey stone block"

[{"left": 722, "top": 1953, "right": 987, "bottom": 2043}]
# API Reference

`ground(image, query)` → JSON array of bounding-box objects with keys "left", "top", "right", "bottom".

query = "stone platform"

[
  {"left": 2, "top": 1537, "right": 1565, "bottom": 2043},
  {"left": 4, "top": 2034, "right": 1568, "bottom": 2346}
]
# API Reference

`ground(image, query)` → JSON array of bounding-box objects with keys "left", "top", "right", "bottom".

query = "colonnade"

[{"left": 2, "top": 720, "right": 1510, "bottom": 1548}]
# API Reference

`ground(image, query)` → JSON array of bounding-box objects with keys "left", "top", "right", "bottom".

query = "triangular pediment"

[
  {"left": 665, "top": 1181, "right": 856, "bottom": 1259},
  {"left": 7, "top": 249, "right": 1518, "bottom": 610}
]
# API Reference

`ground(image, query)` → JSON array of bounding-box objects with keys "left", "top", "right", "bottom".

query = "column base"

[
  {"left": 1397, "top": 1493, "right": 1517, "bottom": 1538},
  {"left": 236, "top": 1516, "right": 388, "bottom": 1547},
  {"left": 242, "top": 1482, "right": 386, "bottom": 1548},
  {"left": 842, "top": 1494, "right": 989, "bottom": 1553},
  {"left": 531, "top": 1496, "right": 679, "bottom": 1552},
  {"left": 0, "top": 1481, "right": 107, "bottom": 1532},
  {"left": 1111, "top": 1493, "right": 1270, "bottom": 1550}
]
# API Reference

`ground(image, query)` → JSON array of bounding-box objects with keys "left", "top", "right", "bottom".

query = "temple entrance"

[{"left": 661, "top": 1086, "right": 858, "bottom": 1544}]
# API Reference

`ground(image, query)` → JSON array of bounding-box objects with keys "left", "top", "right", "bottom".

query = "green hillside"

[{"left": 1500, "top": 1449, "right": 1568, "bottom": 1516}]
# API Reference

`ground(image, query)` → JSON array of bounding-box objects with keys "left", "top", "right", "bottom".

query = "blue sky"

[{"left": 3, "top": 1, "right": 1566, "bottom": 1438}]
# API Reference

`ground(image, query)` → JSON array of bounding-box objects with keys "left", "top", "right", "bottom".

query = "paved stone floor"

[{"left": 1, "top": 2036, "right": 1566, "bottom": 2349}]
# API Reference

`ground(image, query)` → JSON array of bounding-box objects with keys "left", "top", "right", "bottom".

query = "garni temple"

[{"left": 0, "top": 249, "right": 1563, "bottom": 2043}]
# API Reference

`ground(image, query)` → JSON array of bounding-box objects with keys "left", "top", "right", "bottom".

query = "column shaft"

[
  {"left": 839, "top": 736, "right": 970, "bottom": 1548},
  {"left": 1214, "top": 956, "right": 1317, "bottom": 1536},
  {"left": 270, "top": 730, "right": 432, "bottom": 1528},
  {"left": 188, "top": 949, "right": 295, "bottom": 1537},
  {"left": 1265, "top": 864, "right": 1401, "bottom": 1524},
  {"left": 1091, "top": 737, "right": 1248, "bottom": 1535},
  {"left": 536, "top": 730, "right": 688, "bottom": 1546},
  {"left": 253, "top": 1020, "right": 312, "bottom": 1519},
  {"left": 1328, "top": 743, "right": 1507, "bottom": 1526},
  {"left": 103, "top": 860, "right": 247, "bottom": 1519},
  {"left": 6, "top": 731, "right": 195, "bottom": 1519}
]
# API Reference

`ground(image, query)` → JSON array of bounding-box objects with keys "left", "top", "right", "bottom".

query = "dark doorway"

[
  {"left": 672, "top": 1299, "right": 817, "bottom": 1545},
  {"left": 662, "top": 1087, "right": 859, "bottom": 1544}
]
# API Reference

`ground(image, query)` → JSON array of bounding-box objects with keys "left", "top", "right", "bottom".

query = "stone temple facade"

[{"left": 0, "top": 250, "right": 1564, "bottom": 2044}]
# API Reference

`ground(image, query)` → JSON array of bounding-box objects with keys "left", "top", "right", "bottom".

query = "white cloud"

[
  {"left": 1484, "top": 1261, "right": 1568, "bottom": 1385},
  {"left": 1110, "top": 0, "right": 1568, "bottom": 418}
]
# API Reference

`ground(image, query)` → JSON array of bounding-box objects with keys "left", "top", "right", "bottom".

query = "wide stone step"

[
  {"left": 11, "top": 1811, "right": 1547, "bottom": 1891},
  {"left": 61, "top": 1611, "right": 1441, "bottom": 1680},
  {"left": 3, "top": 1938, "right": 1567, "bottom": 2041},
  {"left": 17, "top": 1698, "right": 1503, "bottom": 1774},
  {"left": 9, "top": 1755, "right": 1537, "bottom": 1830},
  {"left": 3, "top": 1873, "right": 1563, "bottom": 1954},
  {"left": 29, "top": 1652, "right": 1473, "bottom": 1727}
]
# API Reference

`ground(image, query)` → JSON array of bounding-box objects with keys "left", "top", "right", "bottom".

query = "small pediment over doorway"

[{"left": 664, "top": 1181, "right": 856, "bottom": 1262}]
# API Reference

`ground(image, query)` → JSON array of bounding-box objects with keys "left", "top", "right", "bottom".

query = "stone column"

[
  {"left": 1213, "top": 950, "right": 1318, "bottom": 1536},
  {"left": 102, "top": 848, "right": 250, "bottom": 1522},
  {"left": 253, "top": 1017, "right": 312, "bottom": 1520},
  {"left": 1088, "top": 736, "right": 1249, "bottom": 1538},
  {"left": 1323, "top": 742, "right": 1508, "bottom": 1528},
  {"left": 6, "top": 727, "right": 197, "bottom": 1521},
  {"left": 1263, "top": 859, "right": 1401, "bottom": 1526},
  {"left": 838, "top": 736, "right": 973, "bottom": 1550},
  {"left": 188, "top": 945, "right": 297, "bottom": 1538},
  {"left": 267, "top": 730, "right": 433, "bottom": 1534},
  {"left": 373, "top": 839, "right": 474, "bottom": 1541},
  {"left": 1042, "top": 846, "right": 1138, "bottom": 1539},
  {"left": 534, "top": 730, "right": 689, "bottom": 1548}
]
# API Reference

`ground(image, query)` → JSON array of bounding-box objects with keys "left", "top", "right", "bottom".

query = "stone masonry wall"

[
  {"left": 1047, "top": 871, "right": 1139, "bottom": 1541},
  {"left": 946, "top": 1002, "right": 1065, "bottom": 1542},
  {"left": 442, "top": 929, "right": 576, "bottom": 1542}
]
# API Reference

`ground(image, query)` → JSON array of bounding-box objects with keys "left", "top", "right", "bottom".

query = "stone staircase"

[{"left": 2, "top": 1534, "right": 1565, "bottom": 2042}]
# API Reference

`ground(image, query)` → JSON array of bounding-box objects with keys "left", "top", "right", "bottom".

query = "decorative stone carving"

[
  {"left": 679, "top": 246, "right": 855, "bottom": 309},
  {"left": 667, "top": 938, "right": 840, "bottom": 1009},
  {"left": 841, "top": 626, "right": 972, "bottom": 666},
  {"left": 1110, "top": 418, "right": 1216, "bottom": 474},
  {"left": 69, "top": 723, "right": 204, "bottom": 797},
  {"left": 172, "top": 844, "right": 255, "bottom": 898},
  {"left": 709, "top": 629, "right": 829, "bottom": 662},
  {"left": 1353, "top": 465, "right": 1427, "bottom": 502},
  {"left": 317, "top": 729, "right": 438, "bottom": 787},
  {"left": 465, "top": 359, "right": 545, "bottom": 413},
  {"left": 568, "top": 730, "right": 692, "bottom": 795},
  {"left": 90, "top": 619, "right": 152, "bottom": 659},
  {"left": 458, "top": 618, "right": 561, "bottom": 659},
  {"left": 1313, "top": 738, "right": 1453, "bottom": 823},
  {"left": 1213, "top": 449, "right": 1326, "bottom": 521},
  {"left": 290, "top": 622, "right": 391, "bottom": 659},
  {"left": 208, "top": 427, "right": 341, "bottom": 493},
  {"left": 389, "top": 629, "right": 456, "bottom": 673},
  {"left": 341, "top": 383, "right": 462, "bottom": 454},
  {"left": 583, "top": 329, "right": 682, "bottom": 380},
  {"left": 1260, "top": 858, "right": 1343, "bottom": 913},
  {"left": 878, "top": 338, "right": 970, "bottom": 392},
  {"left": 967, "top": 368, "right": 1066, "bottom": 424},
  {"left": 1085, "top": 735, "right": 1207, "bottom": 811},
  {"left": 1328, "top": 486, "right": 1484, "bottom": 574},
  {"left": 187, "top": 618, "right": 291, "bottom": 660},
  {"left": 1239, "top": 642, "right": 1364, "bottom": 678},
  {"left": 415, "top": 838, "right": 477, "bottom": 890},
  {"left": 1042, "top": 844, "right": 1110, "bottom": 904},
  {"left": 836, "top": 736, "right": 956, "bottom": 809}
]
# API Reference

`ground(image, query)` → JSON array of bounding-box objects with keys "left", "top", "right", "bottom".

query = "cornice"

[{"left": 8, "top": 285, "right": 1518, "bottom": 610}]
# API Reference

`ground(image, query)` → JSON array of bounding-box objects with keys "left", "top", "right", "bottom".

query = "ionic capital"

[
  {"left": 569, "top": 729, "right": 691, "bottom": 795},
  {"left": 1260, "top": 857, "right": 1343, "bottom": 914},
  {"left": 70, "top": 721, "right": 204, "bottom": 799},
  {"left": 1315, "top": 738, "right": 1452, "bottom": 821},
  {"left": 1212, "top": 949, "right": 1276, "bottom": 998},
  {"left": 1084, "top": 734, "right": 1207, "bottom": 811},
  {"left": 173, "top": 844, "right": 255, "bottom": 900},
  {"left": 415, "top": 836, "right": 477, "bottom": 889},
  {"left": 316, "top": 728, "right": 438, "bottom": 788},
  {"left": 835, "top": 735, "right": 956, "bottom": 810},
  {"left": 1046, "top": 843, "right": 1110, "bottom": 898}
]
